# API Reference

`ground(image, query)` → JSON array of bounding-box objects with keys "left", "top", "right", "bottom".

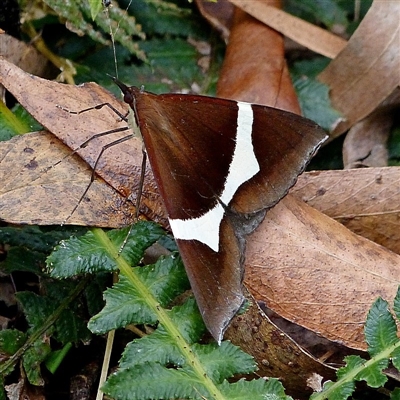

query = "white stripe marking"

[{"left": 169, "top": 102, "right": 260, "bottom": 252}]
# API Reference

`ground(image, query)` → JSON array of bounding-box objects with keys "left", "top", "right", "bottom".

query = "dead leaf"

[
  {"left": 0, "top": 130, "right": 134, "bottom": 227},
  {"left": 217, "top": 4, "right": 301, "bottom": 113},
  {"left": 226, "top": 288, "right": 336, "bottom": 397},
  {"left": 342, "top": 90, "right": 399, "bottom": 169},
  {"left": 292, "top": 167, "right": 400, "bottom": 255},
  {"left": 227, "top": 0, "right": 347, "bottom": 58},
  {"left": 5, "top": 377, "right": 45, "bottom": 400},
  {"left": 318, "top": 0, "right": 400, "bottom": 137},
  {"left": 343, "top": 113, "right": 391, "bottom": 169},
  {"left": 245, "top": 195, "right": 400, "bottom": 351},
  {"left": 0, "top": 56, "right": 166, "bottom": 227},
  {"left": 0, "top": 34, "right": 50, "bottom": 78},
  {"left": 195, "top": 0, "right": 234, "bottom": 40}
]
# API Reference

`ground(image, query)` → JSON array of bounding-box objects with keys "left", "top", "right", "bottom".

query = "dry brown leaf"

[
  {"left": 318, "top": 0, "right": 400, "bottom": 137},
  {"left": 5, "top": 377, "right": 45, "bottom": 400},
  {"left": 293, "top": 167, "right": 400, "bottom": 255},
  {"left": 342, "top": 89, "right": 400, "bottom": 168},
  {"left": 0, "top": 34, "right": 50, "bottom": 78},
  {"left": 245, "top": 194, "right": 400, "bottom": 351},
  {"left": 217, "top": 4, "right": 301, "bottom": 113},
  {"left": 195, "top": 0, "right": 234, "bottom": 40},
  {"left": 342, "top": 111, "right": 391, "bottom": 169},
  {"left": 0, "top": 130, "right": 134, "bottom": 227},
  {"left": 0, "top": 56, "right": 166, "bottom": 227},
  {"left": 227, "top": 0, "right": 346, "bottom": 58},
  {"left": 226, "top": 288, "right": 336, "bottom": 397}
]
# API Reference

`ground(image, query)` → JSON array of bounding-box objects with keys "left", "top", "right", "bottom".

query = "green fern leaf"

[
  {"left": 192, "top": 341, "right": 256, "bottom": 382},
  {"left": 47, "top": 222, "right": 164, "bottom": 277},
  {"left": 219, "top": 378, "right": 293, "bottom": 400},
  {"left": 365, "top": 297, "right": 398, "bottom": 356},
  {"left": 0, "top": 329, "right": 26, "bottom": 356},
  {"left": 43, "top": 0, "right": 146, "bottom": 60},
  {"left": 0, "top": 330, "right": 27, "bottom": 376},
  {"left": 355, "top": 358, "right": 388, "bottom": 388},
  {"left": 391, "top": 346, "right": 400, "bottom": 370},
  {"left": 391, "top": 387, "right": 400, "bottom": 399},
  {"left": 393, "top": 286, "right": 400, "bottom": 320},
  {"left": 16, "top": 292, "right": 55, "bottom": 334},
  {"left": 137, "top": 254, "right": 190, "bottom": 306},
  {"left": 120, "top": 299, "right": 204, "bottom": 368},
  {"left": 88, "top": 0, "right": 103, "bottom": 20},
  {"left": 22, "top": 339, "right": 51, "bottom": 386},
  {"left": 88, "top": 254, "right": 190, "bottom": 333},
  {"left": 313, "top": 379, "right": 355, "bottom": 400},
  {"left": 46, "top": 222, "right": 290, "bottom": 399},
  {"left": 17, "top": 289, "right": 89, "bottom": 344},
  {"left": 102, "top": 362, "right": 209, "bottom": 400}
]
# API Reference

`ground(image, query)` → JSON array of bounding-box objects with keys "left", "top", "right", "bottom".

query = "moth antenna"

[{"left": 103, "top": 0, "right": 119, "bottom": 79}]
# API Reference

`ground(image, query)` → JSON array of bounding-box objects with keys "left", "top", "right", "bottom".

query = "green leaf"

[
  {"left": 0, "top": 225, "right": 88, "bottom": 253},
  {"left": 47, "top": 230, "right": 116, "bottom": 277},
  {"left": 0, "top": 101, "right": 29, "bottom": 139},
  {"left": 54, "top": 308, "right": 91, "bottom": 344},
  {"left": 89, "top": 0, "right": 103, "bottom": 20},
  {"left": 120, "top": 299, "right": 205, "bottom": 368},
  {"left": 393, "top": 285, "right": 400, "bottom": 320},
  {"left": 166, "top": 297, "right": 205, "bottom": 342},
  {"left": 391, "top": 387, "right": 400, "bottom": 400},
  {"left": 43, "top": 0, "right": 146, "bottom": 60},
  {"left": 16, "top": 286, "right": 91, "bottom": 345},
  {"left": 0, "top": 329, "right": 27, "bottom": 355},
  {"left": 84, "top": 272, "right": 109, "bottom": 316},
  {"left": 336, "top": 354, "right": 364, "bottom": 378},
  {"left": 44, "top": 342, "right": 73, "bottom": 374},
  {"left": 112, "top": 38, "right": 207, "bottom": 94},
  {"left": 12, "top": 104, "right": 42, "bottom": 132},
  {"left": 22, "top": 339, "right": 51, "bottom": 386},
  {"left": 16, "top": 292, "right": 56, "bottom": 333},
  {"left": 47, "top": 222, "right": 165, "bottom": 278},
  {"left": 88, "top": 255, "right": 190, "bottom": 333},
  {"left": 311, "top": 380, "right": 355, "bottom": 400},
  {"left": 126, "top": 0, "right": 201, "bottom": 37},
  {"left": 79, "top": 224, "right": 270, "bottom": 400},
  {"left": 104, "top": 352, "right": 282, "bottom": 400},
  {"left": 136, "top": 254, "right": 190, "bottom": 307},
  {"left": 293, "top": 74, "right": 341, "bottom": 131},
  {"left": 0, "top": 378, "right": 5, "bottom": 400},
  {"left": 193, "top": 341, "right": 256, "bottom": 382},
  {"left": 285, "top": 0, "right": 348, "bottom": 30},
  {"left": 391, "top": 345, "right": 400, "bottom": 370},
  {"left": 219, "top": 378, "right": 293, "bottom": 400},
  {"left": 388, "top": 126, "right": 400, "bottom": 166},
  {"left": 365, "top": 297, "right": 398, "bottom": 356},
  {"left": 102, "top": 362, "right": 210, "bottom": 400},
  {"left": 104, "top": 298, "right": 260, "bottom": 399},
  {"left": 355, "top": 358, "right": 388, "bottom": 388},
  {"left": 88, "top": 274, "right": 159, "bottom": 332},
  {"left": 2, "top": 247, "right": 46, "bottom": 275}
]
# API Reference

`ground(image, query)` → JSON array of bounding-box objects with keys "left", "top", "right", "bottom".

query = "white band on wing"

[{"left": 169, "top": 102, "right": 260, "bottom": 252}]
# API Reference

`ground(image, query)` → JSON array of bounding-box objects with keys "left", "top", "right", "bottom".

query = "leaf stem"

[
  {"left": 313, "top": 340, "right": 400, "bottom": 399},
  {"left": 0, "top": 276, "right": 90, "bottom": 375},
  {"left": 91, "top": 228, "right": 226, "bottom": 400}
]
